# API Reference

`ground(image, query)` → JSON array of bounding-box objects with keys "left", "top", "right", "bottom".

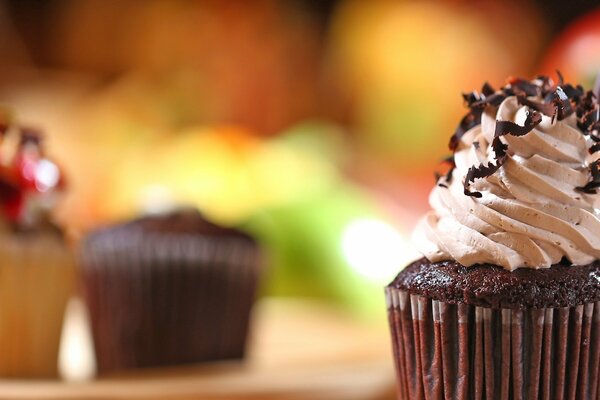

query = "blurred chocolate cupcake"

[
  {"left": 0, "top": 122, "right": 74, "bottom": 378},
  {"left": 79, "top": 209, "right": 261, "bottom": 373},
  {"left": 387, "top": 76, "right": 600, "bottom": 398}
]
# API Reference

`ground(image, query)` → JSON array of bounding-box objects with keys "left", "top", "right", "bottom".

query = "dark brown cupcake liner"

[
  {"left": 80, "top": 231, "right": 261, "bottom": 373},
  {"left": 385, "top": 287, "right": 600, "bottom": 400}
]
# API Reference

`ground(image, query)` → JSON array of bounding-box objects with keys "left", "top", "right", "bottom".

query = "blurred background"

[{"left": 1, "top": 0, "right": 600, "bottom": 396}]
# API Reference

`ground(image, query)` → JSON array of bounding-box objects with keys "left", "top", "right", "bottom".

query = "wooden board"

[{"left": 0, "top": 299, "right": 396, "bottom": 400}]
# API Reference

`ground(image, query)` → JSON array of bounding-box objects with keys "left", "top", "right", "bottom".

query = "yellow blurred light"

[
  {"left": 341, "top": 218, "right": 419, "bottom": 284},
  {"left": 101, "top": 125, "right": 339, "bottom": 225}
]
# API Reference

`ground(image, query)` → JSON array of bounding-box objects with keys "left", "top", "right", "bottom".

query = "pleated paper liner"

[
  {"left": 386, "top": 287, "right": 600, "bottom": 400},
  {"left": 80, "top": 231, "right": 261, "bottom": 373}
]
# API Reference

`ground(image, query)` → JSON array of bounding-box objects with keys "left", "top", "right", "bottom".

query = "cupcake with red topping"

[
  {"left": 387, "top": 75, "right": 600, "bottom": 399},
  {"left": 0, "top": 119, "right": 74, "bottom": 378}
]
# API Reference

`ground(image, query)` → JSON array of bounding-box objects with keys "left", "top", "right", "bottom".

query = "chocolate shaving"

[
  {"left": 481, "top": 82, "right": 495, "bottom": 97},
  {"left": 449, "top": 109, "right": 483, "bottom": 151},
  {"left": 494, "top": 111, "right": 542, "bottom": 138},
  {"left": 473, "top": 93, "right": 506, "bottom": 108},
  {"left": 562, "top": 84, "right": 584, "bottom": 100},
  {"left": 517, "top": 95, "right": 556, "bottom": 117},
  {"left": 590, "top": 143, "right": 600, "bottom": 154},
  {"left": 576, "top": 91, "right": 596, "bottom": 118},
  {"left": 579, "top": 101, "right": 600, "bottom": 133},
  {"left": 557, "top": 70, "right": 565, "bottom": 86},
  {"left": 552, "top": 87, "right": 574, "bottom": 120},
  {"left": 491, "top": 135, "right": 508, "bottom": 158},
  {"left": 463, "top": 112, "right": 540, "bottom": 198},
  {"left": 576, "top": 161, "right": 600, "bottom": 194},
  {"left": 434, "top": 155, "right": 456, "bottom": 187},
  {"left": 448, "top": 83, "right": 507, "bottom": 151},
  {"left": 533, "top": 75, "right": 555, "bottom": 96},
  {"left": 462, "top": 91, "right": 481, "bottom": 107},
  {"left": 464, "top": 161, "right": 499, "bottom": 198},
  {"left": 463, "top": 137, "right": 507, "bottom": 198},
  {"left": 508, "top": 78, "right": 540, "bottom": 97}
]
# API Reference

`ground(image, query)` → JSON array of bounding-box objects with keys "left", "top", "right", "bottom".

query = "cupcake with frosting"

[
  {"left": 0, "top": 121, "right": 74, "bottom": 378},
  {"left": 79, "top": 208, "right": 261, "bottom": 373},
  {"left": 387, "top": 76, "right": 600, "bottom": 399}
]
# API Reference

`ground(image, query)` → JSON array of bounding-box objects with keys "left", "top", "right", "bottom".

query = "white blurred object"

[
  {"left": 35, "top": 159, "right": 61, "bottom": 192},
  {"left": 58, "top": 297, "right": 96, "bottom": 381},
  {"left": 138, "top": 184, "right": 178, "bottom": 215},
  {"left": 342, "top": 218, "right": 419, "bottom": 284}
]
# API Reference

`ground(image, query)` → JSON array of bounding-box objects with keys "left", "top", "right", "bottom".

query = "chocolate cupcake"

[
  {"left": 386, "top": 76, "right": 600, "bottom": 399},
  {"left": 0, "top": 123, "right": 74, "bottom": 378},
  {"left": 79, "top": 209, "right": 261, "bottom": 373}
]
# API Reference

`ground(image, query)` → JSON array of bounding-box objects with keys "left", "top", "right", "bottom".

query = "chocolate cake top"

[
  {"left": 87, "top": 208, "right": 255, "bottom": 242},
  {"left": 390, "top": 257, "right": 600, "bottom": 309}
]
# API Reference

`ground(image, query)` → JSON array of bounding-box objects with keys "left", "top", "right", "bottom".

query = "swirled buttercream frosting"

[{"left": 414, "top": 76, "right": 600, "bottom": 271}]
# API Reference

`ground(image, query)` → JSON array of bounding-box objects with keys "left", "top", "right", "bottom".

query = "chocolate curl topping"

[
  {"left": 576, "top": 91, "right": 597, "bottom": 118},
  {"left": 435, "top": 155, "right": 456, "bottom": 187},
  {"left": 556, "top": 70, "right": 565, "bottom": 86},
  {"left": 576, "top": 91, "right": 600, "bottom": 158},
  {"left": 576, "top": 161, "right": 600, "bottom": 194},
  {"left": 590, "top": 143, "right": 600, "bottom": 155},
  {"left": 494, "top": 111, "right": 542, "bottom": 138},
  {"left": 448, "top": 83, "right": 507, "bottom": 151},
  {"left": 507, "top": 78, "right": 541, "bottom": 97},
  {"left": 516, "top": 85, "right": 577, "bottom": 122},
  {"left": 481, "top": 82, "right": 495, "bottom": 96},
  {"left": 491, "top": 134, "right": 509, "bottom": 158},
  {"left": 463, "top": 138, "right": 508, "bottom": 198},
  {"left": 534, "top": 75, "right": 556, "bottom": 95},
  {"left": 516, "top": 96, "right": 556, "bottom": 118},
  {"left": 449, "top": 109, "right": 482, "bottom": 151},
  {"left": 464, "top": 111, "right": 541, "bottom": 198},
  {"left": 551, "top": 86, "right": 574, "bottom": 121},
  {"left": 562, "top": 83, "right": 585, "bottom": 100},
  {"left": 577, "top": 92, "right": 600, "bottom": 138}
]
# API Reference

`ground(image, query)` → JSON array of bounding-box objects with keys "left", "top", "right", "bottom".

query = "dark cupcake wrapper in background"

[
  {"left": 80, "top": 229, "right": 261, "bottom": 373},
  {"left": 386, "top": 287, "right": 600, "bottom": 400}
]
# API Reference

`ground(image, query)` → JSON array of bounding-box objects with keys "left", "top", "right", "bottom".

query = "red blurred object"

[
  {"left": 0, "top": 176, "right": 22, "bottom": 222},
  {"left": 14, "top": 130, "right": 44, "bottom": 191},
  {"left": 0, "top": 127, "right": 65, "bottom": 224},
  {"left": 540, "top": 7, "right": 600, "bottom": 88}
]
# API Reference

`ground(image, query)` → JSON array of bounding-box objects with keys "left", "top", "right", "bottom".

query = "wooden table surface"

[{"left": 0, "top": 299, "right": 396, "bottom": 400}]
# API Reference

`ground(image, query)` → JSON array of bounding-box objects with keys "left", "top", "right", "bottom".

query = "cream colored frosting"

[{"left": 414, "top": 95, "right": 600, "bottom": 271}]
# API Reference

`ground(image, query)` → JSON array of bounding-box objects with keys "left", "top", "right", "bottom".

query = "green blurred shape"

[{"left": 245, "top": 184, "right": 388, "bottom": 319}]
